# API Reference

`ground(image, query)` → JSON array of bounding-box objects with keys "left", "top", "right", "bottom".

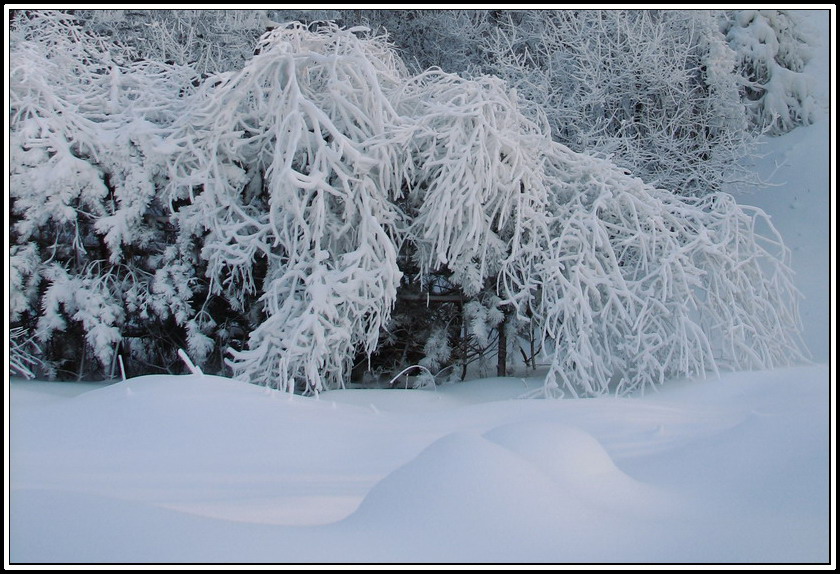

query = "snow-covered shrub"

[
  {"left": 266, "top": 9, "right": 492, "bottom": 76},
  {"left": 37, "top": 264, "right": 125, "bottom": 373},
  {"left": 722, "top": 9, "right": 817, "bottom": 134},
  {"left": 9, "top": 244, "right": 41, "bottom": 324},
  {"left": 365, "top": 273, "right": 461, "bottom": 383},
  {"left": 417, "top": 327, "right": 453, "bottom": 375},
  {"left": 464, "top": 298, "right": 506, "bottom": 355},
  {"left": 354, "top": 9, "right": 491, "bottom": 74}
]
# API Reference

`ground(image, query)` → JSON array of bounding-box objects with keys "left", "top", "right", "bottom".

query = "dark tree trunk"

[{"left": 497, "top": 317, "right": 507, "bottom": 377}]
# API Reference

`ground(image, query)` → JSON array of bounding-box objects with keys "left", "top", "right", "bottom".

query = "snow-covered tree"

[
  {"left": 267, "top": 10, "right": 758, "bottom": 193},
  {"left": 165, "top": 23, "right": 552, "bottom": 393},
  {"left": 165, "top": 22, "right": 409, "bottom": 393},
  {"left": 722, "top": 9, "right": 817, "bottom": 134},
  {"left": 9, "top": 10, "right": 200, "bottom": 378},
  {"left": 533, "top": 144, "right": 806, "bottom": 397}
]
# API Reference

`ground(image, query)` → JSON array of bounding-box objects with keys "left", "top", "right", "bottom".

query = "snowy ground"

[
  {"left": 5, "top": 11, "right": 834, "bottom": 567},
  {"left": 6, "top": 364, "right": 832, "bottom": 564}
]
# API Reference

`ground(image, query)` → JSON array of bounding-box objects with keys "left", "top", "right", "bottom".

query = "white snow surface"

[
  {"left": 5, "top": 10, "right": 834, "bottom": 567},
  {"left": 7, "top": 366, "right": 832, "bottom": 565}
]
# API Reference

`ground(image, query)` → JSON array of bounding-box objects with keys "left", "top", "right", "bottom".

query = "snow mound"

[
  {"left": 346, "top": 428, "right": 678, "bottom": 562},
  {"left": 352, "top": 431, "right": 568, "bottom": 525},
  {"left": 482, "top": 421, "right": 671, "bottom": 516},
  {"left": 346, "top": 431, "right": 575, "bottom": 561},
  {"left": 484, "top": 420, "right": 617, "bottom": 477}
]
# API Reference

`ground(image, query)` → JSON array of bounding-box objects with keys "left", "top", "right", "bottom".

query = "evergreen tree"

[{"left": 9, "top": 11, "right": 201, "bottom": 378}]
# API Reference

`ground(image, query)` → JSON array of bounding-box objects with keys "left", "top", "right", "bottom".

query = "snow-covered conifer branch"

[{"left": 723, "top": 9, "right": 818, "bottom": 134}]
